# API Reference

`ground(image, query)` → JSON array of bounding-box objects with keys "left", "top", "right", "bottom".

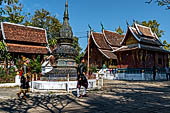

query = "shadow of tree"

[
  {"left": 0, "top": 94, "right": 75, "bottom": 113},
  {"left": 1, "top": 80, "right": 170, "bottom": 113},
  {"left": 63, "top": 81, "right": 170, "bottom": 113}
]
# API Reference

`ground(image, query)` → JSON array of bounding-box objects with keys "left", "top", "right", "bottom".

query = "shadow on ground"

[
  {"left": 0, "top": 94, "right": 76, "bottom": 113},
  {"left": 1, "top": 80, "right": 170, "bottom": 113}
]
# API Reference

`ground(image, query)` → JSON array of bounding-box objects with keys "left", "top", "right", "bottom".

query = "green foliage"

[
  {"left": 136, "top": 20, "right": 164, "bottom": 38},
  {"left": 0, "top": 41, "right": 11, "bottom": 61},
  {"left": 146, "top": 0, "right": 170, "bottom": 9},
  {"left": 73, "top": 36, "right": 82, "bottom": 53},
  {"left": 29, "top": 56, "right": 41, "bottom": 74},
  {"left": 75, "top": 52, "right": 84, "bottom": 64},
  {"left": 48, "top": 37, "right": 57, "bottom": 48},
  {"left": 89, "top": 66, "right": 97, "bottom": 73},
  {"left": 115, "top": 26, "right": 124, "bottom": 35},
  {"left": 24, "top": 8, "right": 62, "bottom": 48},
  {"left": 73, "top": 36, "right": 83, "bottom": 64},
  {"left": 26, "top": 9, "right": 61, "bottom": 38},
  {"left": 163, "top": 40, "right": 170, "bottom": 50},
  {"left": 0, "top": 66, "right": 16, "bottom": 83},
  {"left": 0, "top": 0, "right": 26, "bottom": 24}
]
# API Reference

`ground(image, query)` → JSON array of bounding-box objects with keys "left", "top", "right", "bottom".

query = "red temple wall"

[
  {"left": 84, "top": 41, "right": 103, "bottom": 68},
  {"left": 117, "top": 50, "right": 168, "bottom": 68}
]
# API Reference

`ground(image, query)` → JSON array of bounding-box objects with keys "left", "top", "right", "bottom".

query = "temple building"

[
  {"left": 115, "top": 23, "right": 169, "bottom": 68},
  {"left": 84, "top": 30, "right": 124, "bottom": 68},
  {"left": 0, "top": 22, "right": 50, "bottom": 62},
  {"left": 85, "top": 23, "right": 169, "bottom": 71}
]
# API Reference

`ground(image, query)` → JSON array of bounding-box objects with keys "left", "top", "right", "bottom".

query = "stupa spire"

[{"left": 64, "top": 0, "right": 69, "bottom": 24}]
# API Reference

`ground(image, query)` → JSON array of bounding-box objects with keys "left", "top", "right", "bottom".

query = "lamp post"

[{"left": 87, "top": 31, "right": 90, "bottom": 76}]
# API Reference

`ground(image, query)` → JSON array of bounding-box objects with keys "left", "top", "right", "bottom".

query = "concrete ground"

[{"left": 0, "top": 80, "right": 170, "bottom": 113}]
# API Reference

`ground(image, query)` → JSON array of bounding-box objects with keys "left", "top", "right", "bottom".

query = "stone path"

[{"left": 1, "top": 80, "right": 170, "bottom": 113}]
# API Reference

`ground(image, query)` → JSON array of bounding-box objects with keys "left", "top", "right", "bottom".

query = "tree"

[
  {"left": 24, "top": 8, "right": 62, "bottom": 48},
  {"left": 146, "top": 0, "right": 170, "bottom": 9},
  {"left": 0, "top": 0, "right": 26, "bottom": 24},
  {"left": 135, "top": 20, "right": 164, "bottom": 38},
  {"left": 73, "top": 36, "right": 83, "bottom": 64},
  {"left": 26, "top": 8, "right": 83, "bottom": 62},
  {"left": 163, "top": 40, "right": 170, "bottom": 50},
  {"left": 0, "top": 41, "right": 11, "bottom": 72}
]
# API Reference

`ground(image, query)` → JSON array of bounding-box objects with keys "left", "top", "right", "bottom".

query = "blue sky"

[{"left": 21, "top": 0, "right": 170, "bottom": 51}]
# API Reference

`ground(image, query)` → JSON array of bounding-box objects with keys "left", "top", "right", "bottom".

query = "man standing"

[{"left": 77, "top": 57, "right": 88, "bottom": 98}]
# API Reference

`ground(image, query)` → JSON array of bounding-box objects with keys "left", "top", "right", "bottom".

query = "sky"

[{"left": 21, "top": 0, "right": 170, "bottom": 51}]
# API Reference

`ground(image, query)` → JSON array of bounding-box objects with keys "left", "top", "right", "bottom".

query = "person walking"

[
  {"left": 77, "top": 57, "right": 88, "bottom": 98},
  {"left": 17, "top": 67, "right": 27, "bottom": 99},
  {"left": 153, "top": 65, "right": 156, "bottom": 80},
  {"left": 17, "top": 56, "right": 30, "bottom": 98},
  {"left": 165, "top": 65, "right": 170, "bottom": 80}
]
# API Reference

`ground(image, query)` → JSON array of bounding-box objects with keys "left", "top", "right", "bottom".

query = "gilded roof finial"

[
  {"left": 64, "top": 0, "right": 69, "bottom": 21},
  {"left": 65, "top": 0, "right": 68, "bottom": 7}
]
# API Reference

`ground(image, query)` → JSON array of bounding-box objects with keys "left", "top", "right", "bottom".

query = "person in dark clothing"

[
  {"left": 17, "top": 57, "right": 30, "bottom": 98},
  {"left": 165, "top": 65, "right": 170, "bottom": 80},
  {"left": 17, "top": 68, "right": 28, "bottom": 98},
  {"left": 77, "top": 57, "right": 88, "bottom": 98},
  {"left": 153, "top": 65, "right": 156, "bottom": 80}
]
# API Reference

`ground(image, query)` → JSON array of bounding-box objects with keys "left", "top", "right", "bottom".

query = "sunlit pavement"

[{"left": 1, "top": 80, "right": 170, "bottom": 113}]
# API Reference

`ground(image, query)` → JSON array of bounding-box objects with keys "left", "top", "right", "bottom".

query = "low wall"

[
  {"left": 97, "top": 68, "right": 167, "bottom": 81},
  {"left": 114, "top": 73, "right": 166, "bottom": 80},
  {"left": 32, "top": 79, "right": 96, "bottom": 90}
]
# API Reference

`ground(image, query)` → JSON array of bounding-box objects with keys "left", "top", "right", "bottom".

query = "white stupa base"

[{"left": 32, "top": 79, "right": 96, "bottom": 90}]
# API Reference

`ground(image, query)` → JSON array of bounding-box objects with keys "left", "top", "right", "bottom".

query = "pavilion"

[{"left": 0, "top": 22, "right": 51, "bottom": 65}]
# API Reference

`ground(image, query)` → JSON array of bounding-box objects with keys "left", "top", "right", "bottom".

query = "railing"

[{"left": 103, "top": 68, "right": 166, "bottom": 74}]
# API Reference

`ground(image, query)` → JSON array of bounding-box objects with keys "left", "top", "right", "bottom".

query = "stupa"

[{"left": 43, "top": 0, "right": 78, "bottom": 80}]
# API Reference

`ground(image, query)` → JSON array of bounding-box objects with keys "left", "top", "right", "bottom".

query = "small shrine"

[{"left": 0, "top": 22, "right": 50, "bottom": 60}]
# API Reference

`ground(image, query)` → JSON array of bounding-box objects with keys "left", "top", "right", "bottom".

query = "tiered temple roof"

[
  {"left": 117, "top": 23, "right": 168, "bottom": 53},
  {"left": 92, "top": 32, "right": 111, "bottom": 50},
  {"left": 0, "top": 22, "right": 50, "bottom": 54},
  {"left": 87, "top": 30, "right": 124, "bottom": 60},
  {"left": 103, "top": 30, "right": 124, "bottom": 47}
]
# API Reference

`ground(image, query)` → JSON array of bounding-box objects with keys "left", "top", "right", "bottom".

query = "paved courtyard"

[{"left": 0, "top": 80, "right": 170, "bottom": 113}]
